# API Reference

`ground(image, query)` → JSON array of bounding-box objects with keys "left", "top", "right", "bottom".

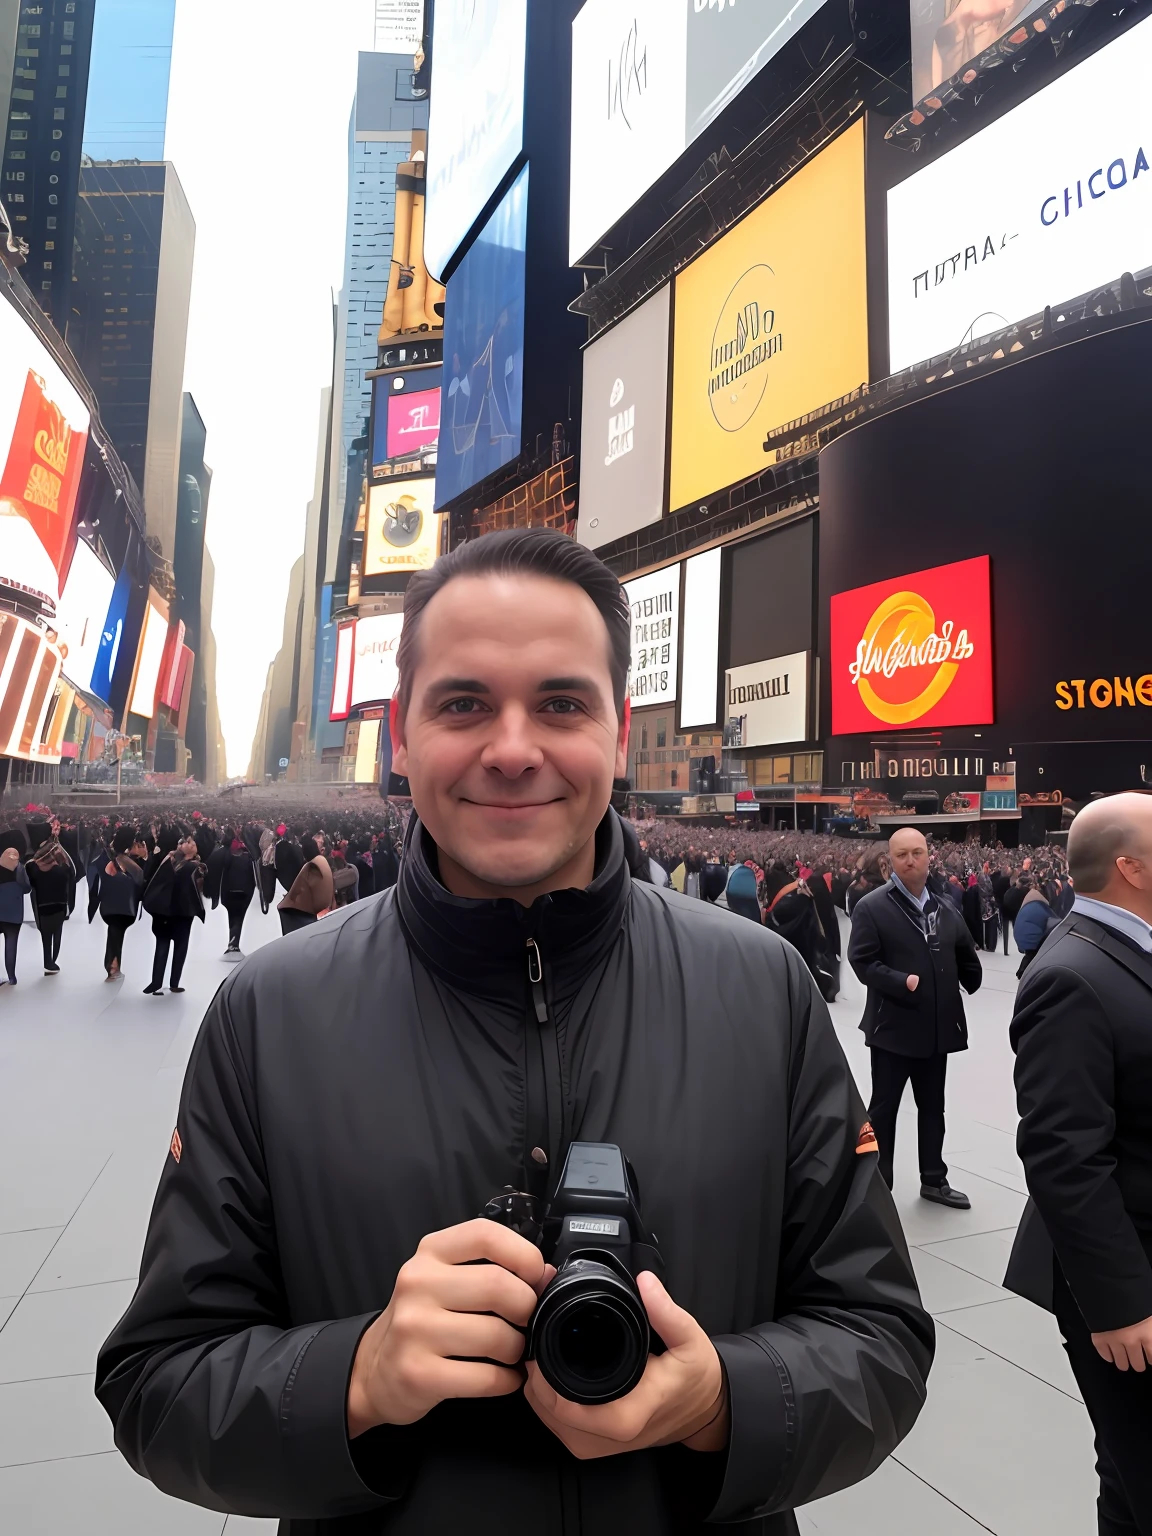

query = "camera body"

[{"left": 483, "top": 1143, "right": 664, "bottom": 1405}]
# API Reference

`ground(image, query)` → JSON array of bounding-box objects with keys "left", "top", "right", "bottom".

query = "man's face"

[
  {"left": 890, "top": 831, "right": 930, "bottom": 894},
  {"left": 392, "top": 573, "right": 628, "bottom": 899}
]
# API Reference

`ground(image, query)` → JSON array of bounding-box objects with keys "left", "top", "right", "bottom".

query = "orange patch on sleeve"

[
  {"left": 170, "top": 1128, "right": 182, "bottom": 1164},
  {"left": 856, "top": 1121, "right": 879, "bottom": 1155}
]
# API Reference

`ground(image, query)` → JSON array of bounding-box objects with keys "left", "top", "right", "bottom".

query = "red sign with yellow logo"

[
  {"left": 831, "top": 556, "right": 994, "bottom": 734},
  {"left": 0, "top": 368, "right": 87, "bottom": 574}
]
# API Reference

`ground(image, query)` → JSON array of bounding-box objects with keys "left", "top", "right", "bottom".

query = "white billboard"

[
  {"left": 888, "top": 16, "right": 1152, "bottom": 371},
  {"left": 129, "top": 599, "right": 168, "bottom": 719},
  {"left": 570, "top": 0, "right": 827, "bottom": 265},
  {"left": 351, "top": 612, "right": 404, "bottom": 710},
  {"left": 679, "top": 546, "right": 721, "bottom": 731},
  {"left": 725, "top": 652, "right": 809, "bottom": 748},
  {"left": 424, "top": 0, "right": 527, "bottom": 282},
  {"left": 624, "top": 563, "right": 680, "bottom": 707},
  {"left": 55, "top": 540, "right": 114, "bottom": 695}
]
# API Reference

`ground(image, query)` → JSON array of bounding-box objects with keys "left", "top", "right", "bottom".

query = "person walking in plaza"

[
  {"left": 848, "top": 825, "right": 983, "bottom": 1208},
  {"left": 1013, "top": 876, "right": 1059, "bottom": 976},
  {"left": 205, "top": 830, "right": 257, "bottom": 958},
  {"left": 276, "top": 851, "right": 334, "bottom": 936},
  {"left": 88, "top": 832, "right": 145, "bottom": 980},
  {"left": 141, "top": 834, "right": 206, "bottom": 995},
  {"left": 0, "top": 844, "right": 30, "bottom": 984},
  {"left": 25, "top": 824, "right": 76, "bottom": 976},
  {"left": 1006, "top": 792, "right": 1152, "bottom": 1536}
]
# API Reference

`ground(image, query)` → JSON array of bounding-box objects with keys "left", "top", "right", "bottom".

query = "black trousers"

[
  {"left": 1000, "top": 908, "right": 1011, "bottom": 955},
  {"left": 0, "top": 920, "right": 19, "bottom": 981},
  {"left": 279, "top": 909, "right": 316, "bottom": 936},
  {"left": 1054, "top": 1264, "right": 1152, "bottom": 1535},
  {"left": 38, "top": 909, "right": 65, "bottom": 967},
  {"left": 868, "top": 1047, "right": 949, "bottom": 1188},
  {"left": 222, "top": 895, "right": 250, "bottom": 948},
  {"left": 103, "top": 914, "right": 133, "bottom": 972},
  {"left": 151, "top": 916, "right": 193, "bottom": 990}
]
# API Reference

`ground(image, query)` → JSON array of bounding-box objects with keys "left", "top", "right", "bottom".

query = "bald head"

[
  {"left": 889, "top": 825, "right": 930, "bottom": 897},
  {"left": 1068, "top": 793, "right": 1152, "bottom": 909}
]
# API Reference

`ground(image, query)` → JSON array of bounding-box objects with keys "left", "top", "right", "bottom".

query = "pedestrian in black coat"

[
  {"left": 88, "top": 834, "right": 144, "bottom": 979},
  {"left": 274, "top": 827, "right": 306, "bottom": 893},
  {"left": 25, "top": 828, "right": 76, "bottom": 975},
  {"left": 848, "top": 826, "right": 982, "bottom": 1208},
  {"left": 205, "top": 829, "right": 257, "bottom": 957},
  {"left": 141, "top": 837, "right": 206, "bottom": 994},
  {"left": 1005, "top": 793, "right": 1152, "bottom": 1536}
]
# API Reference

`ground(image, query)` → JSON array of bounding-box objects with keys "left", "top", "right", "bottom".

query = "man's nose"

[{"left": 480, "top": 705, "right": 545, "bottom": 776}]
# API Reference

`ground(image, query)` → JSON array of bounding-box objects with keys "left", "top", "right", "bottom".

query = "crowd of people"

[{"left": 0, "top": 800, "right": 409, "bottom": 991}]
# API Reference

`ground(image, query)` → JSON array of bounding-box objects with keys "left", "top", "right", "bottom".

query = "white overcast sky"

[{"left": 165, "top": 0, "right": 377, "bottom": 777}]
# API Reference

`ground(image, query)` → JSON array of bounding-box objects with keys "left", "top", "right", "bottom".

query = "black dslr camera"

[{"left": 483, "top": 1143, "right": 664, "bottom": 1406}]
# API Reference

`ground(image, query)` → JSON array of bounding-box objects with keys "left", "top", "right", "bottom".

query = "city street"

[{"left": 0, "top": 902, "right": 1097, "bottom": 1534}]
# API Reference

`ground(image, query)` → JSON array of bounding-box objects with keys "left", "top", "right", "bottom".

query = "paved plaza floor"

[{"left": 0, "top": 899, "right": 1097, "bottom": 1533}]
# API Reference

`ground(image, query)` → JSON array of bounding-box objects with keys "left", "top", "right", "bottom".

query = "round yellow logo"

[{"left": 708, "top": 265, "right": 778, "bottom": 433}]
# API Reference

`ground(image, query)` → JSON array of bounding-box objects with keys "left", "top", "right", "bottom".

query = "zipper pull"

[{"left": 526, "top": 938, "right": 548, "bottom": 1024}]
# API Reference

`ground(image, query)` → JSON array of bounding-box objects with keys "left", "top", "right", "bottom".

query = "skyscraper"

[
  {"left": 1, "top": 0, "right": 96, "bottom": 332},
  {"left": 66, "top": 159, "right": 195, "bottom": 560},
  {"left": 173, "top": 392, "right": 213, "bottom": 783}
]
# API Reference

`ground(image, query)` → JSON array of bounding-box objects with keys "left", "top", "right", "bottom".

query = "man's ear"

[
  {"left": 615, "top": 698, "right": 631, "bottom": 781},
  {"left": 390, "top": 695, "right": 408, "bottom": 776}
]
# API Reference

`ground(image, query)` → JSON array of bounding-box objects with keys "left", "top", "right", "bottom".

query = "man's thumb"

[{"left": 637, "top": 1271, "right": 697, "bottom": 1351}]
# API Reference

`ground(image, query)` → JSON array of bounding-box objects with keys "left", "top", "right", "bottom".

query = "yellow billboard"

[
  {"left": 364, "top": 478, "right": 443, "bottom": 576},
  {"left": 670, "top": 119, "right": 868, "bottom": 511}
]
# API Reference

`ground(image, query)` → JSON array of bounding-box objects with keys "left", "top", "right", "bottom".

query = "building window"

[
  {"left": 53, "top": 108, "right": 64, "bottom": 119},
  {"left": 51, "top": 129, "right": 61, "bottom": 139},
  {"left": 45, "top": 216, "right": 55, "bottom": 228},
  {"left": 7, "top": 150, "right": 25, "bottom": 160},
  {"left": 656, "top": 718, "right": 667, "bottom": 750},
  {"left": 9, "top": 130, "right": 28, "bottom": 140},
  {"left": 55, "top": 86, "right": 67, "bottom": 98},
  {"left": 671, "top": 769, "right": 679, "bottom": 787},
  {"left": 44, "top": 240, "right": 54, "bottom": 250}
]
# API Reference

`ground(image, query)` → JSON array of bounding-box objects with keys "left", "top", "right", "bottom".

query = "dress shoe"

[
  {"left": 169, "top": 986, "right": 186, "bottom": 994},
  {"left": 920, "top": 1181, "right": 971, "bottom": 1210},
  {"left": 142, "top": 983, "right": 161, "bottom": 995}
]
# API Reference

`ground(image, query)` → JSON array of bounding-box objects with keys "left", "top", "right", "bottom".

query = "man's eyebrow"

[
  {"left": 538, "top": 676, "right": 598, "bottom": 692},
  {"left": 426, "top": 677, "right": 491, "bottom": 694}
]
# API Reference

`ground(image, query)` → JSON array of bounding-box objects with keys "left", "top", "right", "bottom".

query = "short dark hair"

[{"left": 396, "top": 529, "right": 632, "bottom": 714}]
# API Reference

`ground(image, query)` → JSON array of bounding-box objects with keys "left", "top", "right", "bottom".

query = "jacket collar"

[
  {"left": 1064, "top": 912, "right": 1152, "bottom": 993},
  {"left": 395, "top": 810, "right": 631, "bottom": 1003}
]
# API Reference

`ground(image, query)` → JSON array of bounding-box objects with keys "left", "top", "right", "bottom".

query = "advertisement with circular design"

[{"left": 364, "top": 479, "right": 443, "bottom": 575}]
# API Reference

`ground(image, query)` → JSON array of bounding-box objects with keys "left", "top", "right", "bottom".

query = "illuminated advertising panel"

[
  {"left": 387, "top": 387, "right": 441, "bottom": 459},
  {"left": 0, "top": 295, "right": 91, "bottom": 614},
  {"left": 679, "top": 546, "right": 722, "bottom": 730},
  {"left": 624, "top": 564, "right": 680, "bottom": 707},
  {"left": 424, "top": 0, "right": 527, "bottom": 282},
  {"left": 129, "top": 597, "right": 169, "bottom": 718},
  {"left": 670, "top": 121, "right": 868, "bottom": 510},
  {"left": 910, "top": 0, "right": 1033, "bottom": 104},
  {"left": 351, "top": 613, "right": 404, "bottom": 709},
  {"left": 724, "top": 653, "right": 809, "bottom": 747},
  {"left": 54, "top": 540, "right": 115, "bottom": 695},
  {"left": 0, "top": 610, "right": 63, "bottom": 762},
  {"left": 364, "top": 479, "right": 442, "bottom": 576},
  {"left": 888, "top": 16, "right": 1152, "bottom": 371},
  {"left": 570, "top": 0, "right": 827, "bottom": 264},
  {"left": 577, "top": 285, "right": 670, "bottom": 550},
  {"left": 831, "top": 556, "right": 994, "bottom": 735},
  {"left": 331, "top": 620, "right": 355, "bottom": 722},
  {"left": 90, "top": 565, "right": 131, "bottom": 709}
]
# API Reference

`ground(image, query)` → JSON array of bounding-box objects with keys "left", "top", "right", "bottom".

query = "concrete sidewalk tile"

[{"left": 0, "top": 1279, "right": 135, "bottom": 1383}]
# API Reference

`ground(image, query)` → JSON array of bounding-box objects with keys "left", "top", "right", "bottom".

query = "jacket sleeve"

[
  {"left": 94, "top": 981, "right": 408, "bottom": 1520},
  {"left": 708, "top": 952, "right": 934, "bottom": 1522},
  {"left": 846, "top": 900, "right": 912, "bottom": 1000},
  {"left": 954, "top": 920, "right": 983, "bottom": 995},
  {"left": 1011, "top": 962, "right": 1152, "bottom": 1332}
]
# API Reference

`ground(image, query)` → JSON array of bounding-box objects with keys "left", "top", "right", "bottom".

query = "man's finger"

[
  {"left": 1112, "top": 1345, "right": 1129, "bottom": 1372},
  {"left": 421, "top": 1219, "right": 546, "bottom": 1284},
  {"left": 1127, "top": 1343, "right": 1146, "bottom": 1374},
  {"left": 637, "top": 1271, "right": 700, "bottom": 1352}
]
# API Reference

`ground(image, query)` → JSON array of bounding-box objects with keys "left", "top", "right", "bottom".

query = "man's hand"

[
  {"left": 346, "top": 1219, "right": 547, "bottom": 1437},
  {"left": 906, "top": 974, "right": 920, "bottom": 993},
  {"left": 1091, "top": 1316, "right": 1152, "bottom": 1372},
  {"left": 523, "top": 1272, "right": 728, "bottom": 1459}
]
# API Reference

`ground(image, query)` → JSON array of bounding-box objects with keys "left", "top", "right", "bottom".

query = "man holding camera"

[{"left": 96, "top": 531, "right": 932, "bottom": 1534}]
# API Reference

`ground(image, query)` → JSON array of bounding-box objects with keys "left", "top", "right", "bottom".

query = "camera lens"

[{"left": 529, "top": 1256, "right": 650, "bottom": 1405}]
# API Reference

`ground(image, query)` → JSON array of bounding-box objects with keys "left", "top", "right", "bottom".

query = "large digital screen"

[
  {"left": 0, "top": 296, "right": 91, "bottom": 615},
  {"left": 670, "top": 121, "right": 867, "bottom": 510},
  {"left": 54, "top": 540, "right": 115, "bottom": 696},
  {"left": 330, "top": 620, "right": 355, "bottom": 722},
  {"left": 577, "top": 285, "right": 670, "bottom": 551},
  {"left": 725, "top": 652, "right": 810, "bottom": 748},
  {"left": 570, "top": 0, "right": 827, "bottom": 265},
  {"left": 830, "top": 557, "right": 994, "bottom": 735},
  {"left": 364, "top": 479, "right": 443, "bottom": 575},
  {"left": 910, "top": 0, "right": 1033, "bottom": 104},
  {"left": 624, "top": 563, "right": 680, "bottom": 707},
  {"left": 438, "top": 166, "right": 528, "bottom": 508},
  {"left": 90, "top": 565, "right": 131, "bottom": 710},
  {"left": 888, "top": 16, "right": 1152, "bottom": 372},
  {"left": 351, "top": 613, "right": 404, "bottom": 709},
  {"left": 424, "top": 0, "right": 527, "bottom": 283},
  {"left": 679, "top": 546, "right": 721, "bottom": 731},
  {"left": 371, "top": 369, "right": 443, "bottom": 476},
  {"left": 129, "top": 598, "right": 169, "bottom": 719}
]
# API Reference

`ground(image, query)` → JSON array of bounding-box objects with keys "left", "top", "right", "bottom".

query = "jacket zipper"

[{"left": 526, "top": 938, "right": 565, "bottom": 1193}]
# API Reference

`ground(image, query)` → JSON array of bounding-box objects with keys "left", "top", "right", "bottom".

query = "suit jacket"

[
  {"left": 1005, "top": 913, "right": 1152, "bottom": 1331},
  {"left": 848, "top": 881, "right": 982, "bottom": 1058}
]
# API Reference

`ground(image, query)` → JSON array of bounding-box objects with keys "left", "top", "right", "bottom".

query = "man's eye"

[
  {"left": 444, "top": 698, "right": 483, "bottom": 715},
  {"left": 542, "top": 698, "right": 581, "bottom": 715}
]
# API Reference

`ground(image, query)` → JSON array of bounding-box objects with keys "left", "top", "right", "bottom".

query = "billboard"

[
  {"left": 577, "top": 285, "right": 670, "bottom": 550},
  {"left": 888, "top": 15, "right": 1152, "bottom": 371},
  {"left": 364, "top": 479, "right": 442, "bottom": 575},
  {"left": 351, "top": 612, "right": 404, "bottom": 709},
  {"left": 670, "top": 121, "right": 868, "bottom": 510},
  {"left": 0, "top": 295, "right": 91, "bottom": 615},
  {"left": 438, "top": 166, "right": 528, "bottom": 507},
  {"left": 830, "top": 557, "right": 994, "bottom": 735},
  {"left": 725, "top": 652, "right": 810, "bottom": 747},
  {"left": 910, "top": 0, "right": 1033, "bottom": 104},
  {"left": 129, "top": 597, "right": 169, "bottom": 719},
  {"left": 0, "top": 610, "right": 63, "bottom": 763},
  {"left": 679, "top": 546, "right": 722, "bottom": 731},
  {"left": 54, "top": 539, "right": 115, "bottom": 696},
  {"left": 330, "top": 620, "right": 356, "bottom": 723},
  {"left": 569, "top": 0, "right": 828, "bottom": 264},
  {"left": 371, "top": 369, "right": 443, "bottom": 476},
  {"left": 424, "top": 0, "right": 527, "bottom": 282},
  {"left": 624, "top": 563, "right": 680, "bottom": 707}
]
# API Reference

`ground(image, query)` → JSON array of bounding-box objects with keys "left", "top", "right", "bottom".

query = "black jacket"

[
  {"left": 848, "top": 881, "right": 982, "bottom": 1058},
  {"left": 88, "top": 857, "right": 145, "bottom": 922},
  {"left": 1005, "top": 912, "right": 1152, "bottom": 1333},
  {"left": 276, "top": 838, "right": 307, "bottom": 893},
  {"left": 96, "top": 813, "right": 932, "bottom": 1536},
  {"left": 26, "top": 846, "right": 76, "bottom": 918},
  {"left": 143, "top": 856, "right": 206, "bottom": 922},
  {"left": 205, "top": 847, "right": 257, "bottom": 905}
]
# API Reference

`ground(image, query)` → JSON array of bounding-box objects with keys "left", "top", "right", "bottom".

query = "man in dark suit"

[
  {"left": 1007, "top": 792, "right": 1152, "bottom": 1535},
  {"left": 848, "top": 826, "right": 982, "bottom": 1209}
]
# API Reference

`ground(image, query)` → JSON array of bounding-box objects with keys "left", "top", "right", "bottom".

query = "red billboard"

[
  {"left": 831, "top": 556, "right": 993, "bottom": 734},
  {"left": 387, "top": 387, "right": 441, "bottom": 458}
]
